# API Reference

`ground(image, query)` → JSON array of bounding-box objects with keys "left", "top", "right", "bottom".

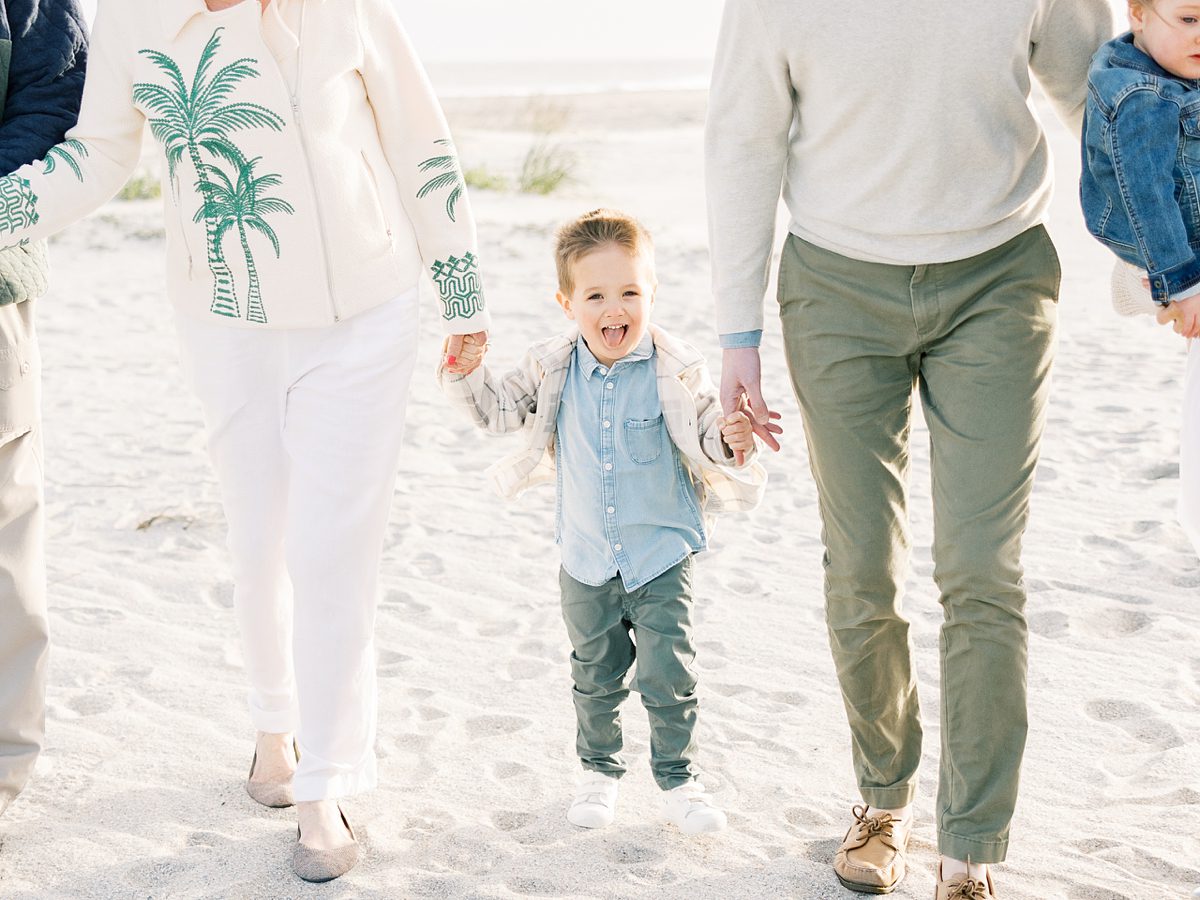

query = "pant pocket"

[{"left": 0, "top": 304, "right": 39, "bottom": 449}]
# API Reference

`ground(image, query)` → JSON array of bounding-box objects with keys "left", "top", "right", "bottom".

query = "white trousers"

[
  {"left": 1182, "top": 341, "right": 1200, "bottom": 556},
  {"left": 176, "top": 290, "right": 418, "bottom": 801}
]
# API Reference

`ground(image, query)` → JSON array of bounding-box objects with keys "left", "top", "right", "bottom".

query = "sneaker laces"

[
  {"left": 946, "top": 878, "right": 990, "bottom": 900},
  {"left": 848, "top": 804, "right": 899, "bottom": 852}
]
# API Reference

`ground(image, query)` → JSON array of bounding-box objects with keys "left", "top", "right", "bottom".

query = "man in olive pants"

[
  {"left": 705, "top": 1, "right": 1116, "bottom": 896},
  {"left": 0, "top": 0, "right": 87, "bottom": 818}
]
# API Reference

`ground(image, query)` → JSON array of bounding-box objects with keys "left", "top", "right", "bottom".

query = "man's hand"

[
  {"left": 1158, "top": 296, "right": 1200, "bottom": 339},
  {"left": 720, "top": 346, "right": 782, "bottom": 466},
  {"left": 445, "top": 331, "right": 488, "bottom": 375}
]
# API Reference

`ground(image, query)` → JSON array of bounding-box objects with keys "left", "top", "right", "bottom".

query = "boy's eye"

[
  {"left": 1184, "top": 15, "right": 1199, "bottom": 24},
  {"left": 623, "top": 290, "right": 640, "bottom": 297},
  {"left": 587, "top": 293, "right": 604, "bottom": 301}
]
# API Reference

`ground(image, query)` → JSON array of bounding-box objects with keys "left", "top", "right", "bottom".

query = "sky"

[{"left": 74, "top": 1, "right": 726, "bottom": 62}]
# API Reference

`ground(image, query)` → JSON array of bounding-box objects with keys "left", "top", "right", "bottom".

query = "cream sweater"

[
  {"left": 705, "top": 0, "right": 1118, "bottom": 338},
  {"left": 0, "top": 0, "right": 489, "bottom": 332}
]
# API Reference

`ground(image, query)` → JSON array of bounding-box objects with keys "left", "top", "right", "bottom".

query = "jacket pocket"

[
  {"left": 625, "top": 415, "right": 664, "bottom": 465},
  {"left": 361, "top": 152, "right": 394, "bottom": 251}
]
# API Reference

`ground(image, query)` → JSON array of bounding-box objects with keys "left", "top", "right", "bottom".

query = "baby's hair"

[{"left": 554, "top": 208, "right": 655, "bottom": 294}]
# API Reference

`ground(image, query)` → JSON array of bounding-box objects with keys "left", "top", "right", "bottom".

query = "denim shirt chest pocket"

[
  {"left": 624, "top": 414, "right": 665, "bottom": 465},
  {"left": 1177, "top": 112, "right": 1200, "bottom": 240}
]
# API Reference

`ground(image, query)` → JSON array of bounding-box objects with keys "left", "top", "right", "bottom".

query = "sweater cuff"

[{"left": 719, "top": 330, "right": 763, "bottom": 349}]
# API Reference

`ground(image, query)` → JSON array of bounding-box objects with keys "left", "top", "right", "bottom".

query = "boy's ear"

[
  {"left": 1129, "top": 2, "right": 1146, "bottom": 32},
  {"left": 556, "top": 290, "right": 575, "bottom": 320}
]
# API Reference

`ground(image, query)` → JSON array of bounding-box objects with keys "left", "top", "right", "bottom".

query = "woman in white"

[{"left": 0, "top": 0, "right": 488, "bottom": 880}]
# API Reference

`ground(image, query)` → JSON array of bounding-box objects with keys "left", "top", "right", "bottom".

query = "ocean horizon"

[{"left": 424, "top": 58, "right": 712, "bottom": 99}]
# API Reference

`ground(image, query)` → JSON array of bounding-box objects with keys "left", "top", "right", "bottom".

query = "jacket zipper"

[{"left": 264, "top": 2, "right": 340, "bottom": 322}]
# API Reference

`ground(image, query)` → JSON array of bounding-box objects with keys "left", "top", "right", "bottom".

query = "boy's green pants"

[
  {"left": 559, "top": 557, "right": 698, "bottom": 791},
  {"left": 778, "top": 225, "right": 1060, "bottom": 863}
]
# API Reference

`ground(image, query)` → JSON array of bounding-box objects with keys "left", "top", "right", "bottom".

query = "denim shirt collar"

[
  {"left": 1105, "top": 31, "right": 1200, "bottom": 86},
  {"left": 576, "top": 332, "right": 655, "bottom": 379}
]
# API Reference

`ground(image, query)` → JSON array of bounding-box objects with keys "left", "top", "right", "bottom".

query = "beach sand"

[{"left": 0, "top": 89, "right": 1196, "bottom": 899}]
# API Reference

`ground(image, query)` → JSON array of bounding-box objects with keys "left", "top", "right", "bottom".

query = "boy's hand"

[
  {"left": 720, "top": 410, "right": 756, "bottom": 463},
  {"left": 445, "top": 331, "right": 488, "bottom": 375}
]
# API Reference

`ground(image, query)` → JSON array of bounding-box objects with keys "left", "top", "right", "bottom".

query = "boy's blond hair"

[{"left": 554, "top": 209, "right": 655, "bottom": 294}]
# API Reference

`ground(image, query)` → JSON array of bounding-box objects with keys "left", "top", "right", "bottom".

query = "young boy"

[
  {"left": 1082, "top": 0, "right": 1200, "bottom": 553},
  {"left": 439, "top": 209, "right": 769, "bottom": 834}
]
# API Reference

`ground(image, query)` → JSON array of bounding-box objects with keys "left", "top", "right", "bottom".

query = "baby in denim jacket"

[{"left": 1082, "top": 0, "right": 1200, "bottom": 551}]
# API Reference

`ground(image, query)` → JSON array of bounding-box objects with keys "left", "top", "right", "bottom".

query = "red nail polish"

[{"left": 446, "top": 356, "right": 457, "bottom": 367}]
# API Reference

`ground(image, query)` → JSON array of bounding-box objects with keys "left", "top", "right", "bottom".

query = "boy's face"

[
  {"left": 557, "top": 243, "right": 656, "bottom": 367},
  {"left": 1131, "top": 1, "right": 1200, "bottom": 79}
]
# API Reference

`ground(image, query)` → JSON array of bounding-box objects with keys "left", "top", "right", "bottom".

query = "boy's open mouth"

[{"left": 601, "top": 324, "right": 627, "bottom": 348}]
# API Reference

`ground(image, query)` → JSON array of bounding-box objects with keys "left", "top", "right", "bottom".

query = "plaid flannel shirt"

[{"left": 438, "top": 325, "right": 767, "bottom": 525}]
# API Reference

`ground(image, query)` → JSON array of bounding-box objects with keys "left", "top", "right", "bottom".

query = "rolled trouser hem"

[
  {"left": 293, "top": 765, "right": 377, "bottom": 803},
  {"left": 248, "top": 701, "right": 299, "bottom": 735},
  {"left": 860, "top": 783, "right": 919, "bottom": 810},
  {"left": 655, "top": 773, "right": 695, "bottom": 791},
  {"left": 581, "top": 760, "right": 625, "bottom": 780},
  {"left": 938, "top": 831, "right": 1009, "bottom": 865}
]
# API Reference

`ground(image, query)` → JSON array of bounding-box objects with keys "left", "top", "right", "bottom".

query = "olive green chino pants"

[
  {"left": 559, "top": 557, "right": 699, "bottom": 791},
  {"left": 778, "top": 225, "right": 1059, "bottom": 863}
]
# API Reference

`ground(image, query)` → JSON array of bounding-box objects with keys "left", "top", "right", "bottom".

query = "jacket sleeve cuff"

[{"left": 719, "top": 330, "right": 763, "bottom": 349}]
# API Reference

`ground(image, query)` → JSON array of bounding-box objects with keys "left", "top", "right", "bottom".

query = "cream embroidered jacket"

[
  {"left": 0, "top": 0, "right": 489, "bottom": 332},
  {"left": 438, "top": 325, "right": 767, "bottom": 526}
]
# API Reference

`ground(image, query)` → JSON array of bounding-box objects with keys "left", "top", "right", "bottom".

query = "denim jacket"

[{"left": 1081, "top": 34, "right": 1200, "bottom": 305}]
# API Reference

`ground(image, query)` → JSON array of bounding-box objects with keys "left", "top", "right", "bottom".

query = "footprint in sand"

[
  {"left": 506, "top": 876, "right": 561, "bottom": 897},
  {"left": 185, "top": 830, "right": 232, "bottom": 848},
  {"left": 1076, "top": 607, "right": 1153, "bottom": 639},
  {"left": 410, "top": 552, "right": 444, "bottom": 578},
  {"left": 466, "top": 715, "right": 532, "bottom": 738},
  {"left": 66, "top": 692, "right": 116, "bottom": 716},
  {"left": 1028, "top": 610, "right": 1070, "bottom": 638},
  {"left": 1084, "top": 699, "right": 1184, "bottom": 751},
  {"left": 377, "top": 649, "right": 411, "bottom": 676},
  {"left": 381, "top": 589, "right": 430, "bottom": 615},
  {"left": 491, "top": 810, "right": 536, "bottom": 833},
  {"left": 204, "top": 582, "right": 234, "bottom": 609},
  {"left": 56, "top": 606, "right": 125, "bottom": 626},
  {"left": 492, "top": 760, "right": 532, "bottom": 780},
  {"left": 1143, "top": 461, "right": 1180, "bottom": 481},
  {"left": 606, "top": 841, "right": 666, "bottom": 865},
  {"left": 507, "top": 657, "right": 551, "bottom": 681}
]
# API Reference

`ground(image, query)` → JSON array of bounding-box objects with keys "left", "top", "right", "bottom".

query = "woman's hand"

[{"left": 1158, "top": 297, "right": 1200, "bottom": 339}]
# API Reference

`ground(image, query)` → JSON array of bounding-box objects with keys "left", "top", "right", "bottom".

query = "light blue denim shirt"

[{"left": 555, "top": 333, "right": 706, "bottom": 591}]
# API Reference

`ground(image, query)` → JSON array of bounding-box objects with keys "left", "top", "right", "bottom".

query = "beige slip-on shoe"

[
  {"left": 245, "top": 739, "right": 299, "bottom": 809},
  {"left": 833, "top": 805, "right": 911, "bottom": 894},
  {"left": 935, "top": 865, "right": 996, "bottom": 900},
  {"left": 292, "top": 805, "right": 360, "bottom": 883}
]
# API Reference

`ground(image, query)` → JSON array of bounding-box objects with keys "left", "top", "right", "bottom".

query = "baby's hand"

[
  {"left": 720, "top": 410, "right": 755, "bottom": 464},
  {"left": 1157, "top": 296, "right": 1200, "bottom": 339},
  {"left": 444, "top": 331, "right": 488, "bottom": 375}
]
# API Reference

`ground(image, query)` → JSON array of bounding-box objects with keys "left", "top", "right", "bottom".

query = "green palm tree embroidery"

[
  {"left": 196, "top": 156, "right": 295, "bottom": 325},
  {"left": 42, "top": 140, "right": 89, "bottom": 181},
  {"left": 417, "top": 139, "right": 465, "bottom": 222},
  {"left": 132, "top": 29, "right": 286, "bottom": 319},
  {"left": 0, "top": 175, "right": 38, "bottom": 236}
]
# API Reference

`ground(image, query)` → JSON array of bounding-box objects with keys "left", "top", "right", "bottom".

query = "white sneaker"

[
  {"left": 661, "top": 780, "right": 727, "bottom": 835},
  {"left": 566, "top": 771, "right": 619, "bottom": 828}
]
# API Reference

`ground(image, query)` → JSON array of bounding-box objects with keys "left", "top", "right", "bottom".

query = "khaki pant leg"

[
  {"left": 917, "top": 225, "right": 1059, "bottom": 863},
  {"left": 778, "top": 234, "right": 925, "bottom": 809},
  {"left": 0, "top": 300, "right": 45, "bottom": 817}
]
